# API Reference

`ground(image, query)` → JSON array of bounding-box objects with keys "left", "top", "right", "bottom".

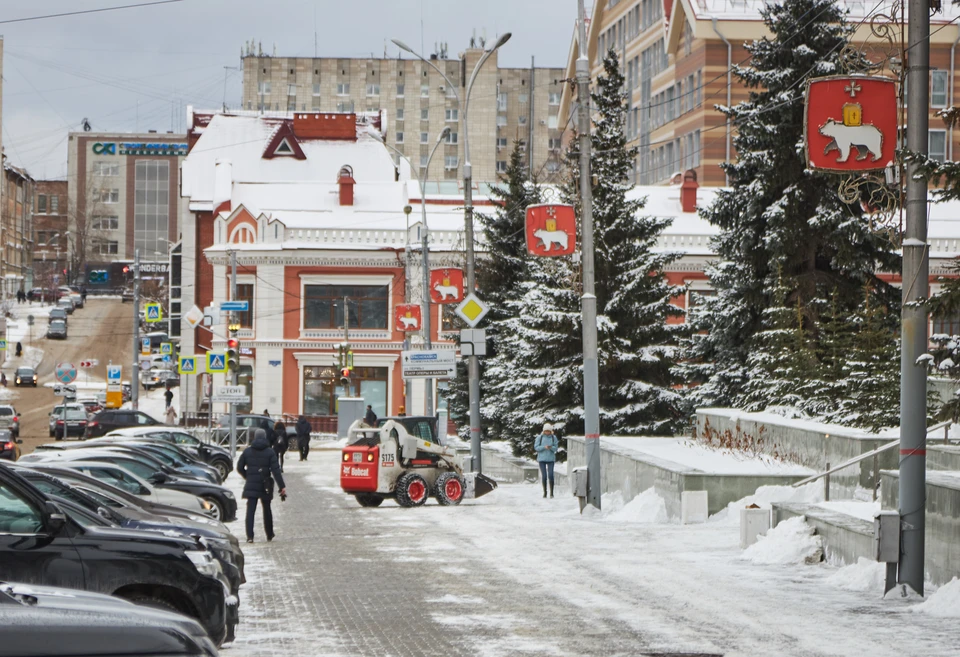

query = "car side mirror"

[
  {"left": 44, "top": 501, "right": 67, "bottom": 534},
  {"left": 150, "top": 472, "right": 168, "bottom": 484},
  {"left": 97, "top": 507, "right": 111, "bottom": 519}
]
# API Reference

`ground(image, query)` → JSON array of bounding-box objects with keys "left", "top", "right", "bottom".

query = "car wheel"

[
  {"left": 210, "top": 459, "right": 230, "bottom": 481},
  {"left": 395, "top": 472, "right": 428, "bottom": 508},
  {"left": 355, "top": 494, "right": 384, "bottom": 507},
  {"left": 434, "top": 471, "right": 465, "bottom": 506},
  {"left": 201, "top": 495, "right": 225, "bottom": 521}
]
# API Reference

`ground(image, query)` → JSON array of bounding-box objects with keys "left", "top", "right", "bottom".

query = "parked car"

[
  {"left": 28, "top": 287, "right": 60, "bottom": 303},
  {"left": 58, "top": 286, "right": 83, "bottom": 309},
  {"left": 48, "top": 307, "right": 68, "bottom": 324},
  {"left": 0, "top": 463, "right": 232, "bottom": 645},
  {"left": 86, "top": 409, "right": 161, "bottom": 437},
  {"left": 106, "top": 427, "right": 234, "bottom": 480},
  {"left": 54, "top": 407, "right": 88, "bottom": 440},
  {"left": 0, "top": 405, "right": 20, "bottom": 438},
  {"left": 14, "top": 367, "right": 37, "bottom": 387},
  {"left": 56, "top": 298, "right": 75, "bottom": 315},
  {"left": 0, "top": 582, "right": 219, "bottom": 657},
  {"left": 76, "top": 397, "right": 102, "bottom": 416},
  {"left": 0, "top": 432, "right": 21, "bottom": 462},
  {"left": 46, "top": 319, "right": 68, "bottom": 340},
  {"left": 18, "top": 449, "right": 237, "bottom": 522},
  {"left": 82, "top": 439, "right": 222, "bottom": 484},
  {"left": 49, "top": 403, "right": 85, "bottom": 437}
]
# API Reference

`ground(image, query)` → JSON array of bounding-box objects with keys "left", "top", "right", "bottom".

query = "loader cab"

[{"left": 377, "top": 416, "right": 439, "bottom": 445}]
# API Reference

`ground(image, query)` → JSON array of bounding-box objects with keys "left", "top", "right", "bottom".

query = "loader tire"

[
  {"left": 395, "top": 472, "right": 428, "bottom": 507},
  {"left": 434, "top": 472, "right": 465, "bottom": 506},
  {"left": 355, "top": 494, "right": 384, "bottom": 507}
]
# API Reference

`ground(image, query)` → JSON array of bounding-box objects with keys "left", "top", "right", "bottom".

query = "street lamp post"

[
  {"left": 392, "top": 32, "right": 512, "bottom": 471},
  {"left": 385, "top": 127, "right": 451, "bottom": 416}
]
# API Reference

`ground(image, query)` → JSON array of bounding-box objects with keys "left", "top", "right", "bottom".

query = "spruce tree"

[
  {"left": 841, "top": 289, "right": 900, "bottom": 431},
  {"left": 684, "top": 0, "right": 900, "bottom": 408}
]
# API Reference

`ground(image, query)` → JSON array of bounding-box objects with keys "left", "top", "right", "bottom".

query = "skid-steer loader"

[{"left": 340, "top": 417, "right": 497, "bottom": 507}]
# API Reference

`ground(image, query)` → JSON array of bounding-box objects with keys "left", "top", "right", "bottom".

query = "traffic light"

[
  {"left": 228, "top": 322, "right": 241, "bottom": 333},
  {"left": 339, "top": 367, "right": 351, "bottom": 387},
  {"left": 226, "top": 338, "right": 239, "bottom": 373},
  {"left": 122, "top": 266, "right": 130, "bottom": 274}
]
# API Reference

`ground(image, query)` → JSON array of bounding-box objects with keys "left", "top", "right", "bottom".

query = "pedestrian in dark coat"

[
  {"left": 164, "top": 385, "right": 174, "bottom": 408},
  {"left": 260, "top": 418, "right": 276, "bottom": 448},
  {"left": 273, "top": 421, "right": 288, "bottom": 472},
  {"left": 236, "top": 428, "right": 286, "bottom": 543},
  {"left": 296, "top": 415, "right": 311, "bottom": 461},
  {"left": 363, "top": 404, "right": 378, "bottom": 426}
]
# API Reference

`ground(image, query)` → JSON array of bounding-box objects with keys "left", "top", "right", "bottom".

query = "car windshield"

[
  {"left": 50, "top": 322, "right": 66, "bottom": 330},
  {"left": 15, "top": 368, "right": 33, "bottom": 377},
  {"left": 64, "top": 410, "right": 87, "bottom": 421}
]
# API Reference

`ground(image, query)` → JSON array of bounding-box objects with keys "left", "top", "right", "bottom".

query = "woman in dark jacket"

[
  {"left": 273, "top": 421, "right": 288, "bottom": 472},
  {"left": 237, "top": 429, "right": 287, "bottom": 543},
  {"left": 296, "top": 415, "right": 312, "bottom": 461}
]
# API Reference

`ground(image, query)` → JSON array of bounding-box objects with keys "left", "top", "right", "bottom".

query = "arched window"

[{"left": 230, "top": 224, "right": 256, "bottom": 244}]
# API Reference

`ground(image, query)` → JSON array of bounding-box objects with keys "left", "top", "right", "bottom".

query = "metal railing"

[{"left": 791, "top": 420, "right": 953, "bottom": 501}]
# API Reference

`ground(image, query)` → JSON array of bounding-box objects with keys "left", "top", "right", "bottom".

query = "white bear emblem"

[
  {"left": 533, "top": 228, "right": 569, "bottom": 252},
  {"left": 399, "top": 316, "right": 419, "bottom": 329},
  {"left": 433, "top": 283, "right": 459, "bottom": 300},
  {"left": 818, "top": 119, "right": 883, "bottom": 163}
]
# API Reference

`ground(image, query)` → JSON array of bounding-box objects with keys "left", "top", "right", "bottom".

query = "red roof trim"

[{"left": 262, "top": 121, "right": 306, "bottom": 160}]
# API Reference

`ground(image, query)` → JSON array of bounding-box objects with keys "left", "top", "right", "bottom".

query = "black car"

[
  {"left": 21, "top": 449, "right": 237, "bottom": 522},
  {"left": 46, "top": 320, "right": 68, "bottom": 340},
  {"left": 54, "top": 407, "right": 88, "bottom": 440},
  {"left": 86, "top": 409, "right": 160, "bottom": 437},
  {"left": 14, "top": 367, "right": 37, "bottom": 388},
  {"left": 0, "top": 463, "right": 232, "bottom": 645},
  {"left": 118, "top": 429, "right": 234, "bottom": 481},
  {"left": 48, "top": 307, "right": 68, "bottom": 324},
  {"left": 0, "top": 433, "right": 22, "bottom": 462},
  {"left": 0, "top": 582, "right": 219, "bottom": 657}
]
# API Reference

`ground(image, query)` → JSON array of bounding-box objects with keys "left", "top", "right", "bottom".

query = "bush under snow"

[{"left": 741, "top": 516, "right": 823, "bottom": 565}]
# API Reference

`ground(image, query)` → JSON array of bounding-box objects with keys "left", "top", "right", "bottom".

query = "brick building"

[
  {"left": 2, "top": 161, "right": 33, "bottom": 296},
  {"left": 32, "top": 180, "right": 68, "bottom": 290}
]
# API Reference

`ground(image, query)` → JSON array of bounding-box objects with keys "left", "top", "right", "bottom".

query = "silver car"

[
  {"left": 0, "top": 405, "right": 20, "bottom": 438},
  {"left": 49, "top": 403, "right": 85, "bottom": 437}
]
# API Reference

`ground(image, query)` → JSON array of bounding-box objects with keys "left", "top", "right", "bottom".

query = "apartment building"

[
  {"left": 2, "top": 162, "right": 33, "bottom": 296},
  {"left": 559, "top": 0, "right": 960, "bottom": 186},
  {"left": 32, "top": 180, "right": 68, "bottom": 288},
  {"left": 240, "top": 45, "right": 566, "bottom": 184},
  {"left": 66, "top": 131, "right": 188, "bottom": 276}
]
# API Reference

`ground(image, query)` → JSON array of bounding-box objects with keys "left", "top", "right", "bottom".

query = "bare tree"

[{"left": 67, "top": 177, "right": 113, "bottom": 283}]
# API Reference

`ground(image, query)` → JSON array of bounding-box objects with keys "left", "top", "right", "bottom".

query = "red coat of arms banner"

[
  {"left": 525, "top": 204, "right": 576, "bottom": 257},
  {"left": 395, "top": 304, "right": 422, "bottom": 332},
  {"left": 429, "top": 269, "right": 464, "bottom": 304}
]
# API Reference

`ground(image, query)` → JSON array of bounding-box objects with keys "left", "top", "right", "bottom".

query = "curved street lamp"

[{"left": 391, "top": 33, "right": 512, "bottom": 471}]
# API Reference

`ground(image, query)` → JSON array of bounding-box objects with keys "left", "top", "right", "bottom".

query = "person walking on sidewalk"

[
  {"left": 165, "top": 405, "right": 177, "bottom": 426},
  {"left": 237, "top": 428, "right": 287, "bottom": 543},
  {"left": 363, "top": 404, "right": 378, "bottom": 427},
  {"left": 535, "top": 423, "right": 559, "bottom": 499},
  {"left": 273, "top": 421, "right": 288, "bottom": 472},
  {"left": 296, "top": 415, "right": 311, "bottom": 461},
  {"left": 164, "top": 384, "right": 174, "bottom": 409}
]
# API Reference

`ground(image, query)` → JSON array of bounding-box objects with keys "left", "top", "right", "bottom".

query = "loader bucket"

[{"left": 463, "top": 472, "right": 498, "bottom": 499}]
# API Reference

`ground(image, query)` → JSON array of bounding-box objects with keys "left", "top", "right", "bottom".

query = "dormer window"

[{"left": 274, "top": 138, "right": 295, "bottom": 155}]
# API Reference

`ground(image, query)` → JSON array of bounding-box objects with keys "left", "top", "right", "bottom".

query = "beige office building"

[
  {"left": 240, "top": 46, "right": 566, "bottom": 184},
  {"left": 66, "top": 131, "right": 188, "bottom": 268}
]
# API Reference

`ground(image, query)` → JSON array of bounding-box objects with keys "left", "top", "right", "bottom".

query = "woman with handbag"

[{"left": 237, "top": 428, "right": 287, "bottom": 543}]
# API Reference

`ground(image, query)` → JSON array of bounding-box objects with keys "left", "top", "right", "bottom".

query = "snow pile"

[
  {"left": 912, "top": 578, "right": 960, "bottom": 617},
  {"left": 826, "top": 557, "right": 886, "bottom": 592},
  {"left": 605, "top": 488, "right": 669, "bottom": 524},
  {"left": 741, "top": 516, "right": 823, "bottom": 565},
  {"left": 710, "top": 482, "right": 822, "bottom": 526}
]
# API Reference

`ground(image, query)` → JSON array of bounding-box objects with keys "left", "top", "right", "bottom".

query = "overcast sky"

[{"left": 1, "top": 0, "right": 574, "bottom": 180}]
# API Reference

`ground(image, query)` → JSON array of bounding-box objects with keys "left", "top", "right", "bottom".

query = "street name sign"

[
  {"left": 401, "top": 350, "right": 456, "bottom": 379},
  {"left": 220, "top": 301, "right": 249, "bottom": 312}
]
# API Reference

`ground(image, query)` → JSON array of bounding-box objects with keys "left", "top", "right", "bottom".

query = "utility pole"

[
  {"left": 132, "top": 249, "right": 140, "bottom": 411},
  {"left": 578, "top": 0, "right": 601, "bottom": 510},
  {"left": 229, "top": 250, "right": 238, "bottom": 459},
  {"left": 897, "top": 0, "right": 930, "bottom": 595}
]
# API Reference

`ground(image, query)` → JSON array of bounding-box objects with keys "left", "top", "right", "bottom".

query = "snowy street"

[{"left": 222, "top": 449, "right": 960, "bottom": 657}]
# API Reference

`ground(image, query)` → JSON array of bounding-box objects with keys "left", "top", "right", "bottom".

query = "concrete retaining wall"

[
  {"left": 773, "top": 503, "right": 875, "bottom": 566},
  {"left": 927, "top": 444, "right": 960, "bottom": 471},
  {"left": 881, "top": 470, "right": 960, "bottom": 587},
  {"left": 567, "top": 437, "right": 808, "bottom": 518},
  {"left": 696, "top": 409, "right": 894, "bottom": 499}
]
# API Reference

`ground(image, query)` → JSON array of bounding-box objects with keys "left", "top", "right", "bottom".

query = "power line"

[{"left": 0, "top": 0, "right": 184, "bottom": 25}]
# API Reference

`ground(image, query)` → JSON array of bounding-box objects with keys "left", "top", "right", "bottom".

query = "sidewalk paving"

[{"left": 221, "top": 448, "right": 960, "bottom": 657}]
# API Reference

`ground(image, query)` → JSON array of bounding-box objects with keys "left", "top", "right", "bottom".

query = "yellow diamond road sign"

[{"left": 455, "top": 293, "right": 490, "bottom": 328}]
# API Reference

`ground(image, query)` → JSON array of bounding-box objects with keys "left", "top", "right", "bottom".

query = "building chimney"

[
  {"left": 338, "top": 166, "right": 356, "bottom": 206},
  {"left": 213, "top": 159, "right": 232, "bottom": 215},
  {"left": 680, "top": 169, "right": 698, "bottom": 213}
]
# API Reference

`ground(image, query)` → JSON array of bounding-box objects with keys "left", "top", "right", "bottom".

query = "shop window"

[
  {"left": 303, "top": 284, "right": 388, "bottom": 330},
  {"left": 303, "top": 366, "right": 387, "bottom": 416}
]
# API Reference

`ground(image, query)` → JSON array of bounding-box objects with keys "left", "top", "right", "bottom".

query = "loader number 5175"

[{"left": 381, "top": 453, "right": 395, "bottom": 467}]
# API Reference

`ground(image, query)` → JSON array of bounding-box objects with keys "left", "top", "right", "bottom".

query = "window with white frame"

[
  {"left": 92, "top": 215, "right": 119, "bottom": 230},
  {"left": 497, "top": 93, "right": 507, "bottom": 111},
  {"left": 421, "top": 108, "right": 429, "bottom": 120},
  {"left": 366, "top": 83, "right": 380, "bottom": 96},
  {"left": 549, "top": 92, "right": 561, "bottom": 105},
  {"left": 258, "top": 81, "right": 271, "bottom": 95},
  {"left": 932, "top": 70, "right": 948, "bottom": 108},
  {"left": 337, "top": 82, "right": 350, "bottom": 95},
  {"left": 519, "top": 93, "right": 528, "bottom": 105},
  {"left": 420, "top": 155, "right": 428, "bottom": 169},
  {"left": 420, "top": 132, "right": 429, "bottom": 144},
  {"left": 312, "top": 83, "right": 321, "bottom": 97},
  {"left": 548, "top": 115, "right": 558, "bottom": 129},
  {"left": 337, "top": 100, "right": 354, "bottom": 112},
  {"left": 497, "top": 137, "right": 508, "bottom": 148},
  {"left": 396, "top": 132, "right": 404, "bottom": 143},
  {"left": 51, "top": 195, "right": 59, "bottom": 213},
  {"left": 444, "top": 132, "right": 458, "bottom": 144},
  {"left": 93, "top": 162, "right": 120, "bottom": 176},
  {"left": 496, "top": 115, "right": 508, "bottom": 127},
  {"left": 496, "top": 161, "right": 507, "bottom": 173},
  {"left": 36, "top": 195, "right": 47, "bottom": 214},
  {"left": 287, "top": 84, "right": 296, "bottom": 96},
  {"left": 445, "top": 108, "right": 458, "bottom": 122},
  {"left": 420, "top": 84, "right": 430, "bottom": 97},
  {"left": 396, "top": 108, "right": 404, "bottom": 120},
  {"left": 444, "top": 155, "right": 458, "bottom": 170},
  {"left": 99, "top": 189, "right": 119, "bottom": 204},
  {"left": 95, "top": 240, "right": 119, "bottom": 255},
  {"left": 397, "top": 84, "right": 405, "bottom": 97},
  {"left": 929, "top": 130, "right": 947, "bottom": 162}
]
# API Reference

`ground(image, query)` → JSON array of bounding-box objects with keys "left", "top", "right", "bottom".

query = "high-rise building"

[
  {"left": 558, "top": 1, "right": 960, "bottom": 186},
  {"left": 66, "top": 131, "right": 188, "bottom": 277},
  {"left": 240, "top": 45, "right": 565, "bottom": 184}
]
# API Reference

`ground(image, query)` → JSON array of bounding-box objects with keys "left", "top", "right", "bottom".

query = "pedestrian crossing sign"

[
  {"left": 178, "top": 356, "right": 196, "bottom": 374},
  {"left": 0, "top": 340, "right": 6, "bottom": 351},
  {"left": 160, "top": 342, "right": 173, "bottom": 355},
  {"left": 145, "top": 303, "right": 162, "bottom": 322},
  {"left": 207, "top": 353, "right": 226, "bottom": 373}
]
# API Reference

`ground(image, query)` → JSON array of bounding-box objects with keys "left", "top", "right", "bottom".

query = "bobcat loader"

[{"left": 340, "top": 418, "right": 497, "bottom": 507}]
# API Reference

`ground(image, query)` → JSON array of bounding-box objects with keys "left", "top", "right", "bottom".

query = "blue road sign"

[
  {"left": 178, "top": 357, "right": 196, "bottom": 374},
  {"left": 207, "top": 353, "right": 226, "bottom": 373},
  {"left": 220, "top": 301, "right": 249, "bottom": 312},
  {"left": 145, "top": 303, "right": 162, "bottom": 322},
  {"left": 107, "top": 365, "right": 122, "bottom": 381}
]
